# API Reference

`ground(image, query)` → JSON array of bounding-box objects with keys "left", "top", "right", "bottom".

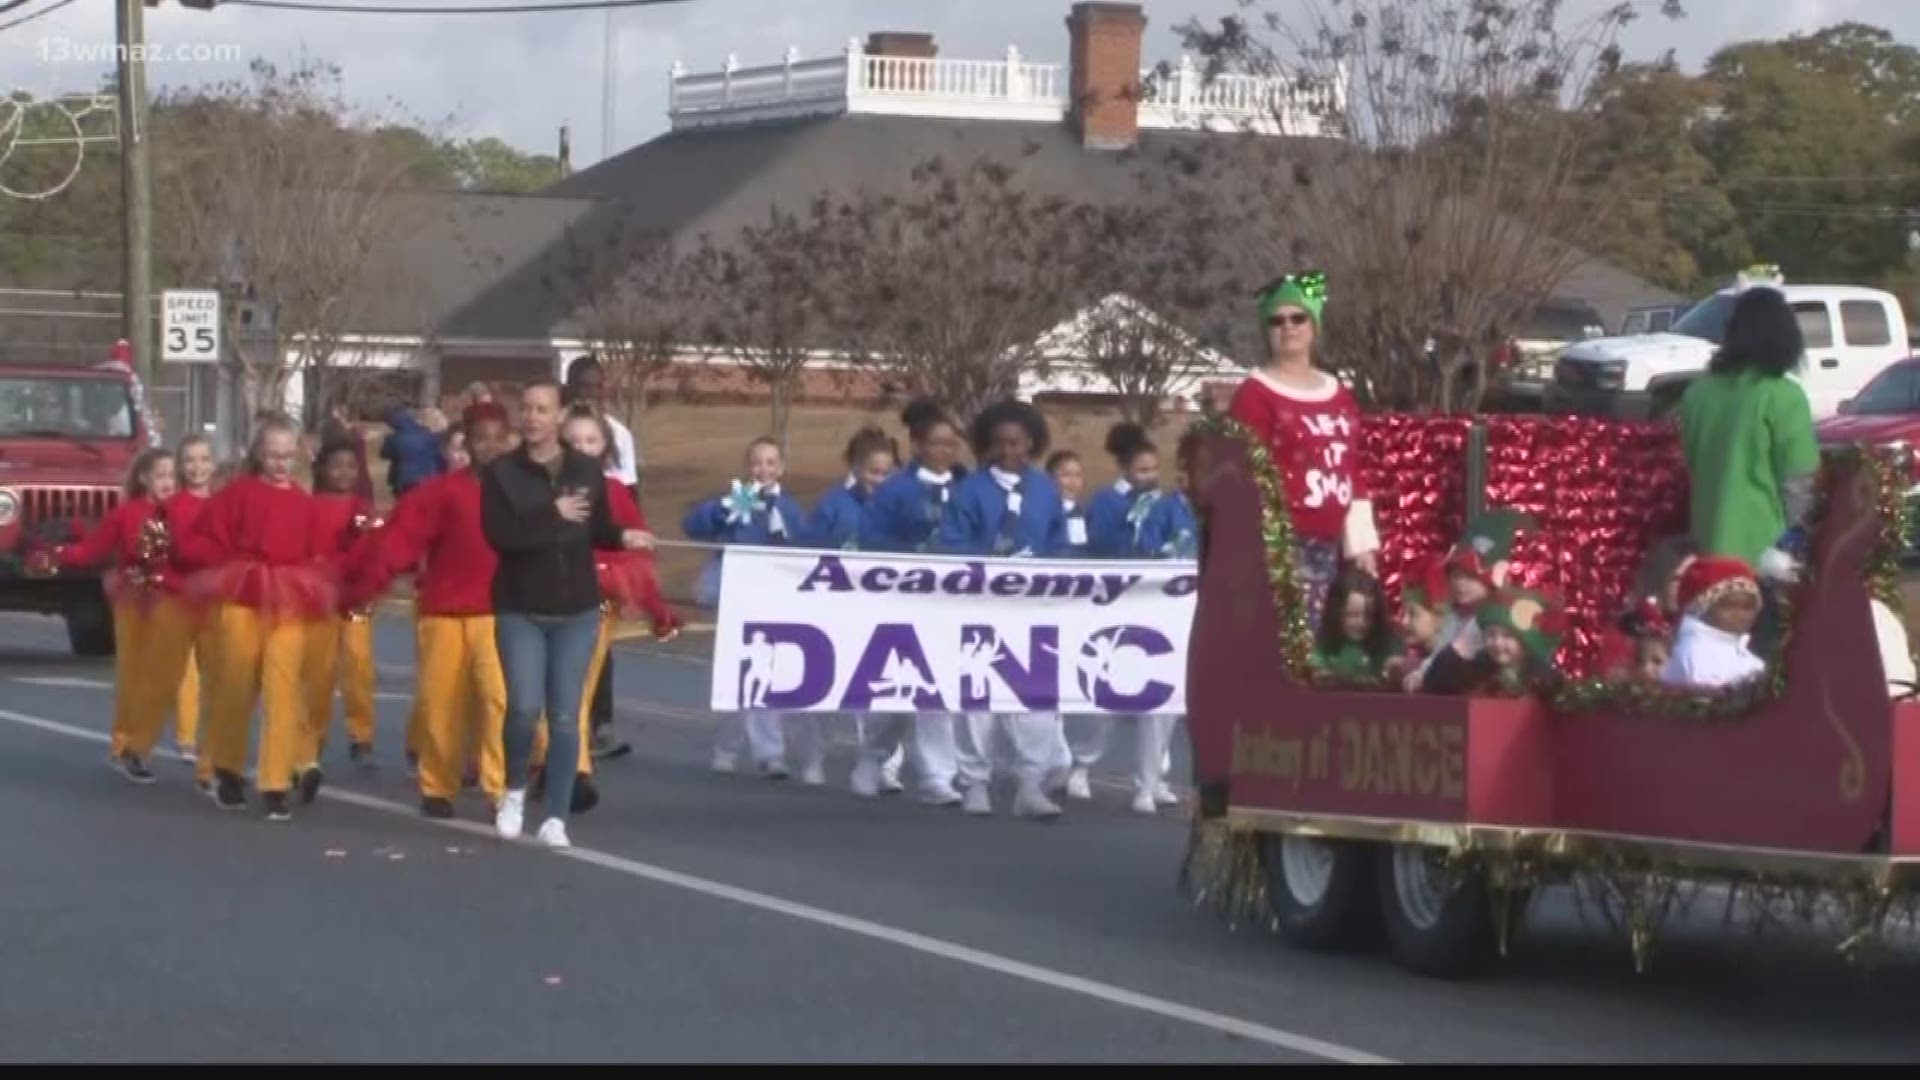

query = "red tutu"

[
  {"left": 597, "top": 554, "right": 682, "bottom": 637},
  {"left": 102, "top": 568, "right": 179, "bottom": 612},
  {"left": 184, "top": 560, "right": 339, "bottom": 623}
]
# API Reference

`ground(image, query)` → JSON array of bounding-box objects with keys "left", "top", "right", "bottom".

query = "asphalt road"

[{"left": 2, "top": 612, "right": 1918, "bottom": 1063}]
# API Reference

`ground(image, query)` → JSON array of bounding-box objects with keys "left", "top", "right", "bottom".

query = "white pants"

[
  {"left": 1063, "top": 714, "right": 1113, "bottom": 769},
  {"left": 856, "top": 712, "right": 955, "bottom": 796},
  {"left": 957, "top": 712, "right": 1065, "bottom": 789},
  {"left": 851, "top": 714, "right": 906, "bottom": 774},
  {"left": 716, "top": 710, "right": 824, "bottom": 770},
  {"left": 1133, "top": 714, "right": 1179, "bottom": 796}
]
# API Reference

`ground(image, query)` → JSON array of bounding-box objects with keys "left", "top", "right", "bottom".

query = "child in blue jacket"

[
  {"left": 940, "top": 399, "right": 1068, "bottom": 821},
  {"left": 804, "top": 425, "right": 907, "bottom": 798},
  {"left": 1046, "top": 449, "right": 1091, "bottom": 558},
  {"left": 1080, "top": 422, "right": 1189, "bottom": 815},
  {"left": 855, "top": 398, "right": 966, "bottom": 805},
  {"left": 684, "top": 436, "right": 813, "bottom": 783}
]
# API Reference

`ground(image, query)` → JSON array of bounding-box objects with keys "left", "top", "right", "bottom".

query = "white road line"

[{"left": 0, "top": 702, "right": 1392, "bottom": 1066}]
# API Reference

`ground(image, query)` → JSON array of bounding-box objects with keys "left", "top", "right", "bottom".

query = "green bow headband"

[{"left": 1258, "top": 271, "right": 1327, "bottom": 329}]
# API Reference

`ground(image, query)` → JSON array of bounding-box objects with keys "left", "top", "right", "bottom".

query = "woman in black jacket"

[{"left": 480, "top": 379, "right": 652, "bottom": 850}]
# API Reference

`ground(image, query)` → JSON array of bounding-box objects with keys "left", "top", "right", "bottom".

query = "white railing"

[{"left": 668, "top": 41, "right": 1344, "bottom": 138}]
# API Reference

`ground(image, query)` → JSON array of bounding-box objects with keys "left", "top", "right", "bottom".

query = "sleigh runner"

[{"left": 1181, "top": 411, "right": 1920, "bottom": 978}]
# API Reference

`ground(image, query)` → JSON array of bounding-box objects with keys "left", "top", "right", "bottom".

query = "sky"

[{"left": 4, "top": 0, "right": 1918, "bottom": 167}]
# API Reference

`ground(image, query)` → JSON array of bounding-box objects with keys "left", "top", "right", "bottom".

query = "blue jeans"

[{"left": 496, "top": 608, "right": 602, "bottom": 822}]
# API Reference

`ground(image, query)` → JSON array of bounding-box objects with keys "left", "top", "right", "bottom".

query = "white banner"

[{"left": 710, "top": 547, "right": 1197, "bottom": 716}]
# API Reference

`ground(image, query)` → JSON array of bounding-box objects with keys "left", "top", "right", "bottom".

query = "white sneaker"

[
  {"left": 761, "top": 760, "right": 790, "bottom": 781},
  {"left": 537, "top": 818, "right": 571, "bottom": 850},
  {"left": 800, "top": 761, "right": 827, "bottom": 787},
  {"left": 495, "top": 789, "right": 526, "bottom": 840},
  {"left": 850, "top": 758, "right": 881, "bottom": 798},
  {"left": 962, "top": 784, "right": 992, "bottom": 816},
  {"left": 1066, "top": 767, "right": 1093, "bottom": 801},
  {"left": 1154, "top": 783, "right": 1180, "bottom": 807},
  {"left": 710, "top": 750, "right": 737, "bottom": 774},
  {"left": 1131, "top": 788, "right": 1158, "bottom": 815},
  {"left": 917, "top": 783, "right": 962, "bottom": 807},
  {"left": 1015, "top": 781, "right": 1063, "bottom": 820},
  {"left": 878, "top": 754, "right": 904, "bottom": 794}
]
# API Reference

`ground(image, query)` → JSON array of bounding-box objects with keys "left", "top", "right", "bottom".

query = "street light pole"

[{"left": 115, "top": 0, "right": 154, "bottom": 382}]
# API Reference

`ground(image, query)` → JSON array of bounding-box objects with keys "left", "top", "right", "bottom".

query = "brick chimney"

[{"left": 1066, "top": 2, "right": 1147, "bottom": 150}]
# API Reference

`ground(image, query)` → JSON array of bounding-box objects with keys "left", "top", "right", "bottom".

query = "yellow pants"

[
  {"left": 300, "top": 617, "right": 378, "bottom": 763},
  {"left": 338, "top": 616, "right": 376, "bottom": 747},
  {"left": 530, "top": 612, "right": 609, "bottom": 779},
  {"left": 174, "top": 646, "right": 202, "bottom": 751},
  {"left": 107, "top": 597, "right": 195, "bottom": 760},
  {"left": 206, "top": 605, "right": 310, "bottom": 794},
  {"left": 191, "top": 623, "right": 220, "bottom": 785},
  {"left": 415, "top": 614, "right": 506, "bottom": 802}
]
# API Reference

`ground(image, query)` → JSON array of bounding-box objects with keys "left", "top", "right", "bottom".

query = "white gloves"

[{"left": 1757, "top": 545, "right": 1800, "bottom": 584}]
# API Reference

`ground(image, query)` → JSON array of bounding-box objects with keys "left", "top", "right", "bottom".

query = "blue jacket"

[
  {"left": 1089, "top": 481, "right": 1197, "bottom": 559},
  {"left": 805, "top": 478, "right": 874, "bottom": 550},
  {"left": 1057, "top": 498, "right": 1092, "bottom": 558},
  {"left": 859, "top": 462, "right": 962, "bottom": 554},
  {"left": 683, "top": 483, "right": 808, "bottom": 607},
  {"left": 938, "top": 464, "right": 1065, "bottom": 557},
  {"left": 381, "top": 409, "right": 444, "bottom": 496}
]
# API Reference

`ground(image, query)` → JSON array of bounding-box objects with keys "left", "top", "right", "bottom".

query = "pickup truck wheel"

[
  {"left": 66, "top": 602, "right": 115, "bottom": 658},
  {"left": 1263, "top": 834, "right": 1378, "bottom": 950},
  {"left": 1377, "top": 843, "right": 1506, "bottom": 979}
]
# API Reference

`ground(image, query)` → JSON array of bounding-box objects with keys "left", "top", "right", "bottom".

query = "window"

[
  {"left": 1621, "top": 312, "right": 1648, "bottom": 336},
  {"left": 1840, "top": 301, "right": 1893, "bottom": 347},
  {"left": 1793, "top": 302, "right": 1833, "bottom": 349},
  {"left": 0, "top": 376, "right": 136, "bottom": 440},
  {"left": 1671, "top": 294, "right": 1734, "bottom": 344},
  {"left": 1845, "top": 363, "right": 1920, "bottom": 414},
  {"left": 1649, "top": 309, "right": 1675, "bottom": 332}
]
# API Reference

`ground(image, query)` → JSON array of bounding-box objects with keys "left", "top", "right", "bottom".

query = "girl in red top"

[
  {"left": 1228, "top": 271, "right": 1381, "bottom": 628},
  {"left": 30, "top": 448, "right": 191, "bottom": 783},
  {"left": 176, "top": 413, "right": 335, "bottom": 822},
  {"left": 526, "top": 408, "right": 676, "bottom": 806},
  {"left": 299, "top": 440, "right": 384, "bottom": 795},
  {"left": 168, "top": 433, "right": 218, "bottom": 773}
]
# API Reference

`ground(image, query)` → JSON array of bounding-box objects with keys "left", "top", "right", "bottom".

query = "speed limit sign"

[{"left": 161, "top": 289, "right": 221, "bottom": 364}]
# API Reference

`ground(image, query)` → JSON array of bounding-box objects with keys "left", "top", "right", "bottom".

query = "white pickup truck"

[{"left": 1544, "top": 282, "right": 1911, "bottom": 421}]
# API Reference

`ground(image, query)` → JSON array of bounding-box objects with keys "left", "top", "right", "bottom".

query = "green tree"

[{"left": 439, "top": 137, "right": 562, "bottom": 193}]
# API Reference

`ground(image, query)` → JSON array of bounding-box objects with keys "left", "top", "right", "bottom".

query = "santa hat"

[
  {"left": 1617, "top": 595, "right": 1672, "bottom": 640},
  {"left": 1474, "top": 586, "right": 1567, "bottom": 664},
  {"left": 1445, "top": 509, "right": 1533, "bottom": 589},
  {"left": 1399, "top": 556, "right": 1449, "bottom": 613},
  {"left": 1675, "top": 556, "right": 1761, "bottom": 620}
]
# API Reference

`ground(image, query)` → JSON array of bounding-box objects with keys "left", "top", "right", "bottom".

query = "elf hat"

[
  {"left": 1445, "top": 509, "right": 1534, "bottom": 589},
  {"left": 1257, "top": 271, "right": 1327, "bottom": 330},
  {"left": 1399, "top": 555, "right": 1449, "bottom": 613},
  {"left": 1617, "top": 595, "right": 1672, "bottom": 640},
  {"left": 1675, "top": 555, "right": 1761, "bottom": 620},
  {"left": 1475, "top": 586, "right": 1567, "bottom": 664}
]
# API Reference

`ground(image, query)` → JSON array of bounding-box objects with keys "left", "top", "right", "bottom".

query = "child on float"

[
  {"left": 685, "top": 436, "right": 815, "bottom": 782},
  {"left": 1404, "top": 510, "right": 1531, "bottom": 691},
  {"left": 805, "top": 425, "right": 909, "bottom": 798},
  {"left": 175, "top": 414, "right": 334, "bottom": 821},
  {"left": 1383, "top": 556, "right": 1448, "bottom": 685},
  {"left": 302, "top": 442, "right": 384, "bottom": 792},
  {"left": 1226, "top": 271, "right": 1380, "bottom": 627},
  {"left": 1661, "top": 556, "right": 1767, "bottom": 690},
  {"left": 169, "top": 432, "right": 218, "bottom": 772},
  {"left": 939, "top": 398, "right": 1070, "bottom": 820},
  {"left": 1078, "top": 421, "right": 1194, "bottom": 814},
  {"left": 857, "top": 397, "right": 968, "bottom": 806},
  {"left": 1314, "top": 567, "right": 1398, "bottom": 682},
  {"left": 30, "top": 448, "right": 191, "bottom": 784},
  {"left": 1460, "top": 588, "right": 1565, "bottom": 694}
]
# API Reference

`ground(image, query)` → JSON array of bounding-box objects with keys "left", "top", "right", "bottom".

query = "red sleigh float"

[{"left": 1182, "top": 413, "right": 1920, "bottom": 978}]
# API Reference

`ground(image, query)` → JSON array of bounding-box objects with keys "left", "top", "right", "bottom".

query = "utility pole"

[
  {"left": 115, "top": 0, "right": 154, "bottom": 382},
  {"left": 602, "top": 8, "right": 617, "bottom": 161}
]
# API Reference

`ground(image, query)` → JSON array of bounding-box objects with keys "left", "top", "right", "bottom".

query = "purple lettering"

[
  {"left": 797, "top": 557, "right": 852, "bottom": 594},
  {"left": 897, "top": 568, "right": 937, "bottom": 594},
  {"left": 841, "top": 624, "right": 947, "bottom": 712},
  {"left": 859, "top": 565, "right": 899, "bottom": 591},
  {"left": 738, "top": 622, "right": 835, "bottom": 710},
  {"left": 1077, "top": 625, "right": 1177, "bottom": 713},
  {"left": 988, "top": 571, "right": 1028, "bottom": 597},
  {"left": 957, "top": 626, "right": 1060, "bottom": 711},
  {"left": 1164, "top": 573, "right": 1198, "bottom": 597},
  {"left": 940, "top": 561, "right": 986, "bottom": 595}
]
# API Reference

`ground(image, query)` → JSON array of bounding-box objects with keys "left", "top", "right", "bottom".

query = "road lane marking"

[{"left": 0, "top": 702, "right": 1391, "bottom": 1065}]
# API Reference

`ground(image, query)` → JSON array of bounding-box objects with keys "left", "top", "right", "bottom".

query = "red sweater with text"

[
  {"left": 1228, "top": 371, "right": 1367, "bottom": 544},
  {"left": 357, "top": 469, "right": 495, "bottom": 617}
]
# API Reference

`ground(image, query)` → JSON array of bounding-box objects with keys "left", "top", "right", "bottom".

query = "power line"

[
  {"left": 0, "top": 0, "right": 85, "bottom": 32},
  {"left": 218, "top": 0, "right": 692, "bottom": 13}
]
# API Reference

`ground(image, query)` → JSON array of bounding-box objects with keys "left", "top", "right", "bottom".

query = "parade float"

[{"left": 1180, "top": 411, "right": 1920, "bottom": 979}]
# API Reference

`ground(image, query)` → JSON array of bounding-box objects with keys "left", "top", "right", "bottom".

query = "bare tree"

[
  {"left": 1162, "top": 0, "right": 1685, "bottom": 411},
  {"left": 153, "top": 59, "right": 428, "bottom": 424},
  {"left": 699, "top": 204, "right": 842, "bottom": 450},
  {"left": 830, "top": 155, "right": 1090, "bottom": 420}
]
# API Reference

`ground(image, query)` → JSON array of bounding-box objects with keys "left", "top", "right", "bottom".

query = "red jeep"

[{"left": 0, "top": 360, "right": 159, "bottom": 655}]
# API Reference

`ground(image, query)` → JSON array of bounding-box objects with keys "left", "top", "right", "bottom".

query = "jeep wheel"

[{"left": 66, "top": 602, "right": 115, "bottom": 657}]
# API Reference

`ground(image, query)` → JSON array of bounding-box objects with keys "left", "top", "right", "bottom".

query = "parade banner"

[{"left": 710, "top": 547, "right": 1197, "bottom": 715}]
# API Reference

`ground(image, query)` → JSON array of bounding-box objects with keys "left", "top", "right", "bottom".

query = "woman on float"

[
  {"left": 857, "top": 397, "right": 968, "bottom": 807},
  {"left": 1674, "top": 285, "right": 1819, "bottom": 658},
  {"left": 1227, "top": 272, "right": 1379, "bottom": 627}
]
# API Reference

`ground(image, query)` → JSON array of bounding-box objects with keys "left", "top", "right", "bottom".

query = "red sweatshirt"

[
  {"left": 1228, "top": 371, "right": 1369, "bottom": 545},
  {"left": 166, "top": 490, "right": 212, "bottom": 551},
  {"left": 176, "top": 474, "right": 332, "bottom": 615},
  {"left": 56, "top": 494, "right": 183, "bottom": 605},
  {"left": 598, "top": 480, "right": 679, "bottom": 634},
  {"left": 356, "top": 469, "right": 496, "bottom": 617}
]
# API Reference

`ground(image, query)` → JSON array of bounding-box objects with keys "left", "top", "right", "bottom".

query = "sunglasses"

[{"left": 1268, "top": 312, "right": 1314, "bottom": 328}]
